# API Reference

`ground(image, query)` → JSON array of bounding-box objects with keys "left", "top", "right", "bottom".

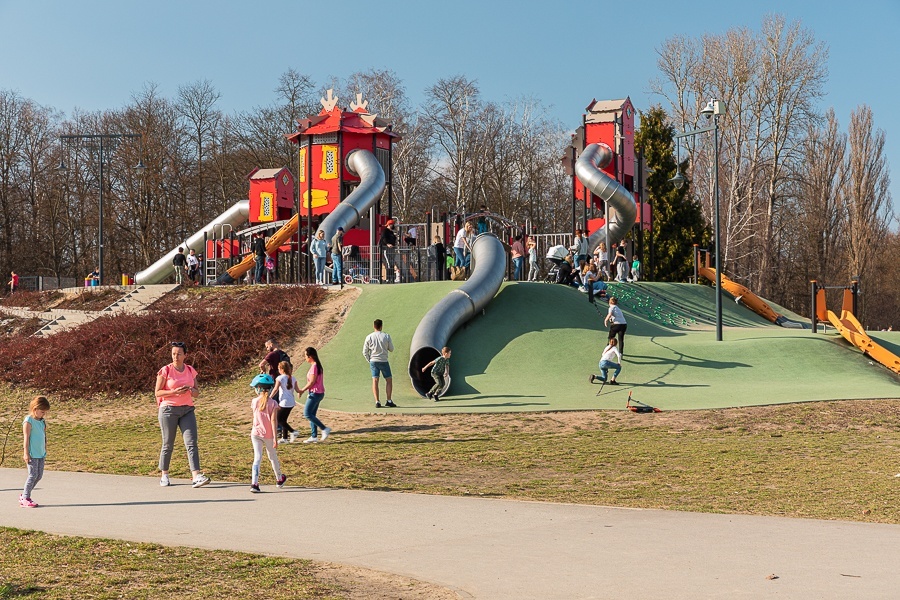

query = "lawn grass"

[{"left": 0, "top": 527, "right": 341, "bottom": 599}]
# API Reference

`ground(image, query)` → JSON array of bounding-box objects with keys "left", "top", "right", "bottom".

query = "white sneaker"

[
  {"left": 302, "top": 436, "right": 318, "bottom": 444},
  {"left": 321, "top": 427, "right": 331, "bottom": 441},
  {"left": 159, "top": 474, "right": 170, "bottom": 487},
  {"left": 289, "top": 431, "right": 300, "bottom": 443},
  {"left": 578, "top": 286, "right": 587, "bottom": 293},
  {"left": 191, "top": 474, "right": 210, "bottom": 488}
]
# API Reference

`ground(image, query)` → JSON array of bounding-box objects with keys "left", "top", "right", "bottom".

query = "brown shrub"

[{"left": 0, "top": 285, "right": 327, "bottom": 400}]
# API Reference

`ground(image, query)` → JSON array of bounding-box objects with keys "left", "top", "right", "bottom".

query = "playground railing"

[{"left": 17, "top": 276, "right": 79, "bottom": 292}]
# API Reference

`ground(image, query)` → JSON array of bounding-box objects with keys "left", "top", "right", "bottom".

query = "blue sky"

[{"left": 1, "top": 0, "right": 897, "bottom": 214}]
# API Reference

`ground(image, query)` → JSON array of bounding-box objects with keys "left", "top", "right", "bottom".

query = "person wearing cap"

[
  {"left": 330, "top": 227, "right": 344, "bottom": 286},
  {"left": 379, "top": 219, "right": 399, "bottom": 283}
]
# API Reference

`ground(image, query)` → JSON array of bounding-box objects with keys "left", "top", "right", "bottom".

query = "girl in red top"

[
  {"left": 154, "top": 342, "right": 209, "bottom": 488},
  {"left": 297, "top": 347, "right": 330, "bottom": 444}
]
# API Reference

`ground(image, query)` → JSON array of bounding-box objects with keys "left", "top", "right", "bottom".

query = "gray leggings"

[
  {"left": 23, "top": 457, "right": 44, "bottom": 497},
  {"left": 158, "top": 404, "right": 201, "bottom": 472}
]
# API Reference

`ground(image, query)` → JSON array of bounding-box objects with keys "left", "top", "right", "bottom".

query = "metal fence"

[
  {"left": 16, "top": 276, "right": 79, "bottom": 292},
  {"left": 337, "top": 245, "right": 451, "bottom": 284}
]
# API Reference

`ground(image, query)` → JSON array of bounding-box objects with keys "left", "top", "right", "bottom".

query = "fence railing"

[{"left": 16, "top": 276, "right": 79, "bottom": 292}]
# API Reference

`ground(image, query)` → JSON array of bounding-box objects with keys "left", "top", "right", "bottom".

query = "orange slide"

[
  {"left": 212, "top": 214, "right": 299, "bottom": 285},
  {"left": 698, "top": 267, "right": 802, "bottom": 328},
  {"left": 821, "top": 288, "right": 900, "bottom": 375}
]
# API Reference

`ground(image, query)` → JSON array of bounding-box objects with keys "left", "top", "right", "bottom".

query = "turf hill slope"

[{"left": 319, "top": 282, "right": 899, "bottom": 413}]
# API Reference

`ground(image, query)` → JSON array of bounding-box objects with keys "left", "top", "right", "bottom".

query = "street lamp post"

[
  {"left": 58, "top": 133, "right": 144, "bottom": 285},
  {"left": 669, "top": 99, "right": 726, "bottom": 341}
]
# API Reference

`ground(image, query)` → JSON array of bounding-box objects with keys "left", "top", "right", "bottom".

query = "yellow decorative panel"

[
  {"left": 259, "top": 192, "right": 274, "bottom": 221},
  {"left": 320, "top": 145, "right": 338, "bottom": 180},
  {"left": 298, "top": 147, "right": 306, "bottom": 182}
]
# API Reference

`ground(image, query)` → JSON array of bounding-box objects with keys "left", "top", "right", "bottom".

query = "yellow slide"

[
  {"left": 826, "top": 309, "right": 900, "bottom": 375},
  {"left": 212, "top": 215, "right": 299, "bottom": 285},
  {"left": 698, "top": 267, "right": 794, "bottom": 326}
]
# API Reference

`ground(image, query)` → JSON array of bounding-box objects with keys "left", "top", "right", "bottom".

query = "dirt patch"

[
  {"left": 315, "top": 562, "right": 463, "bottom": 599},
  {"left": 0, "top": 315, "right": 49, "bottom": 338},
  {"left": 53, "top": 288, "right": 125, "bottom": 311}
]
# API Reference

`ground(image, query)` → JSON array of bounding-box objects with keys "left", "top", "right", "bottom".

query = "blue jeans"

[
  {"left": 254, "top": 255, "right": 266, "bottom": 283},
  {"left": 598, "top": 360, "right": 621, "bottom": 381},
  {"left": 304, "top": 392, "right": 327, "bottom": 436},
  {"left": 513, "top": 256, "right": 524, "bottom": 281},
  {"left": 314, "top": 256, "right": 326, "bottom": 283},
  {"left": 331, "top": 253, "right": 343, "bottom": 284}
]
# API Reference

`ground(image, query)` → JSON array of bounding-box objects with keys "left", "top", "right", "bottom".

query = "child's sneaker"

[
  {"left": 321, "top": 427, "right": 331, "bottom": 441},
  {"left": 276, "top": 474, "right": 287, "bottom": 488},
  {"left": 302, "top": 436, "right": 318, "bottom": 444},
  {"left": 289, "top": 431, "right": 300, "bottom": 443},
  {"left": 19, "top": 495, "right": 38, "bottom": 508},
  {"left": 192, "top": 474, "right": 210, "bottom": 488},
  {"left": 589, "top": 375, "right": 595, "bottom": 384},
  {"left": 433, "top": 394, "right": 440, "bottom": 402},
  {"left": 250, "top": 483, "right": 261, "bottom": 493},
  {"left": 159, "top": 474, "right": 170, "bottom": 487}
]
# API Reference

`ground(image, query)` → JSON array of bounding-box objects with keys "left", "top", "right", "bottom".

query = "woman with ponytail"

[{"left": 297, "top": 347, "right": 330, "bottom": 444}]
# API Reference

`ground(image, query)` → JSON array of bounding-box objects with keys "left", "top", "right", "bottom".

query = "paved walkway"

[{"left": 1, "top": 468, "right": 898, "bottom": 599}]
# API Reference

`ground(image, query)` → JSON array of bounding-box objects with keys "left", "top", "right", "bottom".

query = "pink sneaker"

[{"left": 19, "top": 495, "right": 38, "bottom": 508}]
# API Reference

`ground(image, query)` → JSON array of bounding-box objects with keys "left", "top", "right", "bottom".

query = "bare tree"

[{"left": 177, "top": 79, "right": 221, "bottom": 220}]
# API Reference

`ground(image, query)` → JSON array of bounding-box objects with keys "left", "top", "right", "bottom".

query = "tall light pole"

[
  {"left": 58, "top": 133, "right": 144, "bottom": 284},
  {"left": 669, "top": 99, "right": 726, "bottom": 341}
]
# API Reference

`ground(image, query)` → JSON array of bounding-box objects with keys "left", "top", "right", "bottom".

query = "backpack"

[{"left": 277, "top": 350, "right": 291, "bottom": 366}]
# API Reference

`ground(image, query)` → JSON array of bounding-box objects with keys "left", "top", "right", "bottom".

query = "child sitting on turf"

[
  {"left": 422, "top": 347, "right": 451, "bottom": 401},
  {"left": 589, "top": 338, "right": 621, "bottom": 385}
]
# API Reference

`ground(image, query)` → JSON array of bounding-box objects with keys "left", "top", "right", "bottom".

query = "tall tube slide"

[
  {"left": 407, "top": 233, "right": 507, "bottom": 397},
  {"left": 211, "top": 149, "right": 385, "bottom": 285},
  {"left": 135, "top": 200, "right": 250, "bottom": 285},
  {"left": 574, "top": 143, "right": 637, "bottom": 253}
]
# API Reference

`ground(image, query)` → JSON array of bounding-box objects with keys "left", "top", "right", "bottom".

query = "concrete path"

[{"left": 1, "top": 468, "right": 898, "bottom": 599}]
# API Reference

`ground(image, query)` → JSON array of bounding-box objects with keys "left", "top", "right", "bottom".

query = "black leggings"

[
  {"left": 276, "top": 406, "right": 295, "bottom": 440},
  {"left": 608, "top": 324, "right": 627, "bottom": 355}
]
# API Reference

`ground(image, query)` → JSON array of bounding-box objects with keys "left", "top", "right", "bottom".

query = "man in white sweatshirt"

[{"left": 363, "top": 319, "right": 396, "bottom": 408}]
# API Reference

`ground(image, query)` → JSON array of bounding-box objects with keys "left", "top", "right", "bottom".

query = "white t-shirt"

[
  {"left": 454, "top": 228, "right": 468, "bottom": 249},
  {"left": 607, "top": 304, "right": 626, "bottom": 325},
  {"left": 187, "top": 254, "right": 199, "bottom": 269},
  {"left": 601, "top": 344, "right": 621, "bottom": 364},
  {"left": 275, "top": 374, "right": 297, "bottom": 408}
]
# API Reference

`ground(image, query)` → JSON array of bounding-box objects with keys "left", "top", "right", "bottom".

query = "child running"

[
  {"left": 249, "top": 374, "right": 286, "bottom": 493},
  {"left": 590, "top": 338, "right": 622, "bottom": 385},
  {"left": 422, "top": 347, "right": 451, "bottom": 401},
  {"left": 297, "top": 347, "right": 330, "bottom": 443},
  {"left": 270, "top": 360, "right": 300, "bottom": 443},
  {"left": 21, "top": 396, "right": 50, "bottom": 508}
]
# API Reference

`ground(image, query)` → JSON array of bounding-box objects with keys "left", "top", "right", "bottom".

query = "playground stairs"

[{"left": 0, "top": 284, "right": 180, "bottom": 337}]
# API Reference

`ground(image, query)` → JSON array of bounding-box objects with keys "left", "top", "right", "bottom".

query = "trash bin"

[
  {"left": 91, "top": 278, "right": 99, "bottom": 287},
  {"left": 84, "top": 278, "right": 91, "bottom": 287},
  {"left": 121, "top": 274, "right": 129, "bottom": 286}
]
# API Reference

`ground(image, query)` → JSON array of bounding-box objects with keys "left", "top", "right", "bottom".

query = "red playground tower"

[
  {"left": 287, "top": 90, "right": 399, "bottom": 245},
  {"left": 247, "top": 167, "right": 295, "bottom": 224}
]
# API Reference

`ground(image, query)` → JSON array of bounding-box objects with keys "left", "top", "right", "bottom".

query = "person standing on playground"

[
  {"left": 251, "top": 233, "right": 268, "bottom": 284},
  {"left": 270, "top": 360, "right": 300, "bottom": 443},
  {"left": 476, "top": 204, "right": 488, "bottom": 234},
  {"left": 172, "top": 248, "right": 187, "bottom": 285},
  {"left": 454, "top": 222, "right": 475, "bottom": 268},
  {"left": 155, "top": 342, "right": 210, "bottom": 488},
  {"left": 570, "top": 229, "right": 589, "bottom": 269},
  {"left": 7, "top": 270, "right": 19, "bottom": 293},
  {"left": 613, "top": 242, "right": 628, "bottom": 282},
  {"left": 248, "top": 373, "right": 286, "bottom": 492},
  {"left": 20, "top": 396, "right": 50, "bottom": 508},
  {"left": 379, "top": 219, "right": 398, "bottom": 283},
  {"left": 604, "top": 296, "right": 628, "bottom": 355},
  {"left": 310, "top": 229, "right": 328, "bottom": 285},
  {"left": 186, "top": 249, "right": 200, "bottom": 285},
  {"left": 511, "top": 234, "right": 526, "bottom": 281},
  {"left": 590, "top": 338, "right": 622, "bottom": 385},
  {"left": 330, "top": 227, "right": 344, "bottom": 286},
  {"left": 422, "top": 346, "right": 451, "bottom": 401},
  {"left": 526, "top": 239, "right": 539, "bottom": 281},
  {"left": 363, "top": 319, "right": 396, "bottom": 408},
  {"left": 429, "top": 234, "right": 446, "bottom": 281},
  {"left": 297, "top": 347, "right": 331, "bottom": 443}
]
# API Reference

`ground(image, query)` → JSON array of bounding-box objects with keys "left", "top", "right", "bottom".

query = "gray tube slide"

[
  {"left": 408, "top": 233, "right": 507, "bottom": 397},
  {"left": 316, "top": 149, "right": 385, "bottom": 246},
  {"left": 135, "top": 200, "right": 250, "bottom": 285},
  {"left": 575, "top": 143, "right": 637, "bottom": 252}
]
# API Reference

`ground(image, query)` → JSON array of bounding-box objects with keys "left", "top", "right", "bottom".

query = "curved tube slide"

[
  {"left": 135, "top": 200, "right": 249, "bottom": 285},
  {"left": 827, "top": 310, "right": 900, "bottom": 375},
  {"left": 212, "top": 149, "right": 385, "bottom": 285},
  {"left": 698, "top": 267, "right": 806, "bottom": 329},
  {"left": 574, "top": 143, "right": 637, "bottom": 253},
  {"left": 408, "top": 233, "right": 507, "bottom": 397}
]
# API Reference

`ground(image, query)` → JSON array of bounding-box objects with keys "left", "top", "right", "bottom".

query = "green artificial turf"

[{"left": 320, "top": 282, "right": 899, "bottom": 413}]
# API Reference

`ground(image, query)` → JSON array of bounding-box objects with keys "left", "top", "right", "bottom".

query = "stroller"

[{"left": 544, "top": 245, "right": 569, "bottom": 283}]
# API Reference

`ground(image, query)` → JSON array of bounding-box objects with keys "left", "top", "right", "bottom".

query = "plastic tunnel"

[{"left": 408, "top": 233, "right": 507, "bottom": 397}]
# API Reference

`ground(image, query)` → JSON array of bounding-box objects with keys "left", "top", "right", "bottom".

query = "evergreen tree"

[{"left": 635, "top": 105, "right": 710, "bottom": 281}]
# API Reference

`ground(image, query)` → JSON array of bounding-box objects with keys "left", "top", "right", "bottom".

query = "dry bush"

[
  {"left": 0, "top": 285, "right": 326, "bottom": 400},
  {"left": 0, "top": 290, "right": 62, "bottom": 310}
]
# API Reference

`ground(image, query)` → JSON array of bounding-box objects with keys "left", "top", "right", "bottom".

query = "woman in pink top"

[
  {"left": 154, "top": 342, "right": 209, "bottom": 488},
  {"left": 248, "top": 374, "right": 286, "bottom": 493},
  {"left": 297, "top": 347, "right": 330, "bottom": 444}
]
